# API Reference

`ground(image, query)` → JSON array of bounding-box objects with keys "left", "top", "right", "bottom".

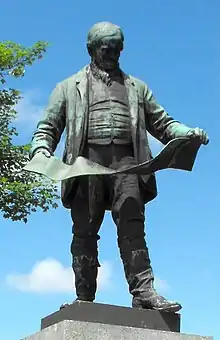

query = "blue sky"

[{"left": 1, "top": 1, "right": 219, "bottom": 339}]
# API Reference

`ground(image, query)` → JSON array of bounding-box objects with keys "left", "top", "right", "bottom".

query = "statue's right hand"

[{"left": 34, "top": 148, "right": 52, "bottom": 158}]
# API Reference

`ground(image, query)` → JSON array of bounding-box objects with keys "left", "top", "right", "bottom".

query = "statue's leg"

[
  {"left": 70, "top": 175, "right": 105, "bottom": 303},
  {"left": 111, "top": 172, "right": 182, "bottom": 312}
]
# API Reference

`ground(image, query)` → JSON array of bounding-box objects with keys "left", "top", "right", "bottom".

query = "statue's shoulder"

[
  {"left": 58, "top": 66, "right": 89, "bottom": 87},
  {"left": 128, "top": 74, "right": 147, "bottom": 90}
]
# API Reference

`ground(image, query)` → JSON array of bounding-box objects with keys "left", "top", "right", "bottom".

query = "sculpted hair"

[{"left": 87, "top": 21, "right": 124, "bottom": 53}]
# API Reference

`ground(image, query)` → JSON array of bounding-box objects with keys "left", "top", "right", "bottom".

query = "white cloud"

[
  {"left": 97, "top": 261, "right": 112, "bottom": 290},
  {"left": 15, "top": 89, "right": 44, "bottom": 124},
  {"left": 6, "top": 258, "right": 112, "bottom": 294},
  {"left": 6, "top": 258, "right": 170, "bottom": 300},
  {"left": 154, "top": 276, "right": 170, "bottom": 293}
]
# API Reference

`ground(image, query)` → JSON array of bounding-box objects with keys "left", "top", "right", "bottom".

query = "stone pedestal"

[
  {"left": 41, "top": 301, "right": 180, "bottom": 332},
  {"left": 22, "top": 320, "right": 212, "bottom": 340},
  {"left": 21, "top": 302, "right": 213, "bottom": 340}
]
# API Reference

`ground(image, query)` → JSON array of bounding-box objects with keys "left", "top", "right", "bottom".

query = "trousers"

[{"left": 70, "top": 143, "right": 153, "bottom": 301}]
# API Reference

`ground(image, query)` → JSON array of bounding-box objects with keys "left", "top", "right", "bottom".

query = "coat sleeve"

[
  {"left": 29, "top": 82, "right": 66, "bottom": 158},
  {"left": 143, "top": 84, "right": 191, "bottom": 144}
]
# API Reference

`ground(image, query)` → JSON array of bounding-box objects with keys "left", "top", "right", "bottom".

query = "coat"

[{"left": 30, "top": 65, "right": 190, "bottom": 208}]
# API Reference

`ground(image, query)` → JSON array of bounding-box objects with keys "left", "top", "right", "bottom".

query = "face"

[{"left": 92, "top": 36, "right": 123, "bottom": 71}]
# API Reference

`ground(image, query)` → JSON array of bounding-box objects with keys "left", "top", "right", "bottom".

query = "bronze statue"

[{"left": 30, "top": 22, "right": 209, "bottom": 312}]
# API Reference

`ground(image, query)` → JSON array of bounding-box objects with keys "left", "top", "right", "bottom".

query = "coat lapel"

[
  {"left": 75, "top": 66, "right": 89, "bottom": 110},
  {"left": 123, "top": 73, "right": 139, "bottom": 160},
  {"left": 74, "top": 66, "right": 90, "bottom": 153},
  {"left": 123, "top": 73, "right": 139, "bottom": 128}
]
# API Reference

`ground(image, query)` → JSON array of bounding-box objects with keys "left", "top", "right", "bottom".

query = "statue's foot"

[
  {"left": 60, "top": 298, "right": 94, "bottom": 310},
  {"left": 132, "top": 290, "right": 182, "bottom": 313}
]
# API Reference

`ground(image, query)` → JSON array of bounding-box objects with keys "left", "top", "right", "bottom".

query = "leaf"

[{"left": 0, "top": 39, "right": 59, "bottom": 224}]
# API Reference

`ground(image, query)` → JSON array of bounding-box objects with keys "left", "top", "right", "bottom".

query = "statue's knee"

[
  {"left": 71, "top": 234, "right": 100, "bottom": 256},
  {"left": 119, "top": 197, "right": 144, "bottom": 220}
]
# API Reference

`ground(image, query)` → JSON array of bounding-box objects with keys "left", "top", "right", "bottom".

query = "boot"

[
  {"left": 60, "top": 255, "right": 99, "bottom": 310},
  {"left": 73, "top": 255, "right": 99, "bottom": 301},
  {"left": 122, "top": 249, "right": 182, "bottom": 312}
]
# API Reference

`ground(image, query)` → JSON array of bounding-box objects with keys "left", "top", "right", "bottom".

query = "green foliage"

[
  {"left": 0, "top": 40, "right": 48, "bottom": 83},
  {"left": 0, "top": 40, "right": 59, "bottom": 223}
]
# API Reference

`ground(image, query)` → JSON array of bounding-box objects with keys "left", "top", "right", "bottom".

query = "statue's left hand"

[{"left": 186, "top": 127, "right": 209, "bottom": 145}]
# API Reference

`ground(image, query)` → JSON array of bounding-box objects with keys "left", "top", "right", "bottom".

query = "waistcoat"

[{"left": 88, "top": 72, "right": 132, "bottom": 145}]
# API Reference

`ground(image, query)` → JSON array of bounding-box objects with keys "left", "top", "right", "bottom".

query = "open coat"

[{"left": 30, "top": 66, "right": 190, "bottom": 208}]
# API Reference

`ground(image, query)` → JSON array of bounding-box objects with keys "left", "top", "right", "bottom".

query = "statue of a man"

[{"left": 30, "top": 22, "right": 208, "bottom": 312}]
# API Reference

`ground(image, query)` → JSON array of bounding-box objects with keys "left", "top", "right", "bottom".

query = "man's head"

[{"left": 87, "top": 22, "right": 124, "bottom": 71}]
